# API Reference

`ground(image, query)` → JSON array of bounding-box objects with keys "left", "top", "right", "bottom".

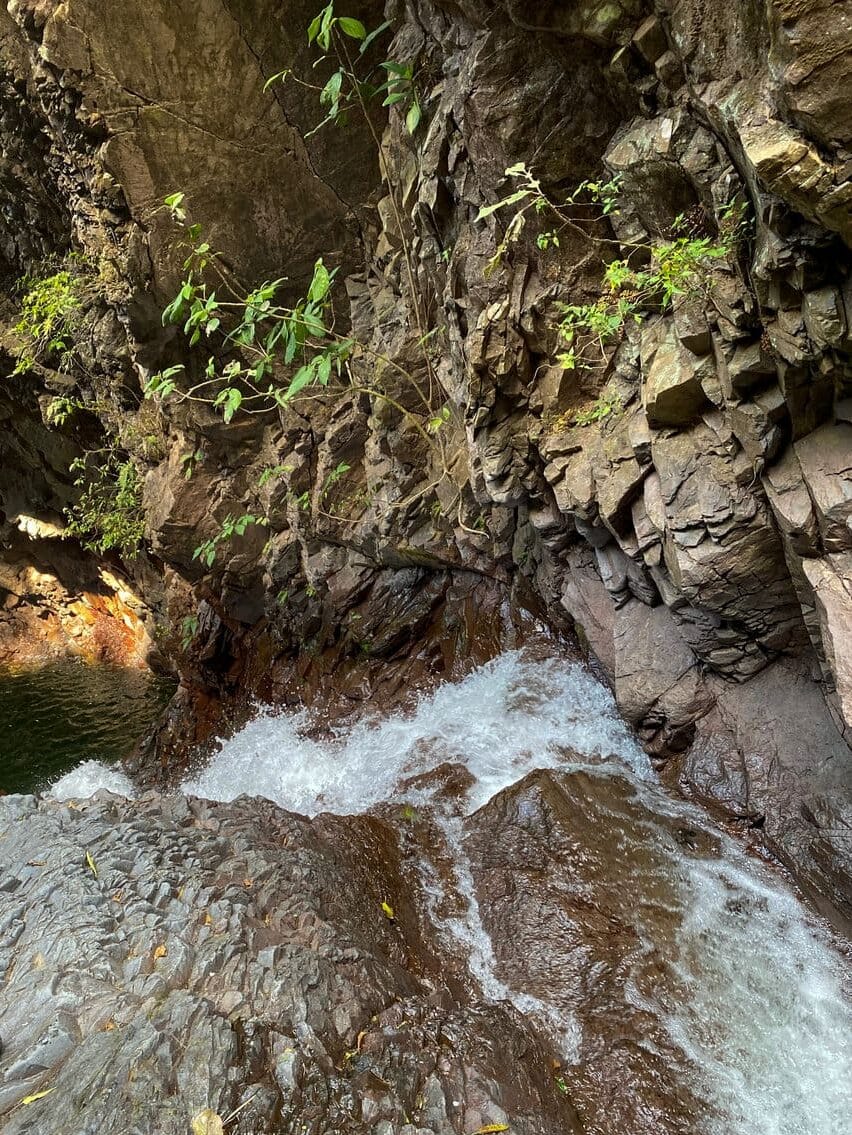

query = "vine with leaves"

[{"left": 476, "top": 162, "right": 747, "bottom": 376}]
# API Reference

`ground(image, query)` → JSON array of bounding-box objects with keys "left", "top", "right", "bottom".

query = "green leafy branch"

[
  {"left": 192, "top": 512, "right": 269, "bottom": 569},
  {"left": 476, "top": 163, "right": 623, "bottom": 275},
  {"left": 264, "top": 4, "right": 421, "bottom": 137},
  {"left": 147, "top": 200, "right": 452, "bottom": 464},
  {"left": 265, "top": 3, "right": 437, "bottom": 405},
  {"left": 477, "top": 164, "right": 747, "bottom": 373},
  {"left": 12, "top": 256, "right": 90, "bottom": 376},
  {"left": 147, "top": 200, "right": 351, "bottom": 419},
  {"left": 65, "top": 451, "right": 146, "bottom": 558}
]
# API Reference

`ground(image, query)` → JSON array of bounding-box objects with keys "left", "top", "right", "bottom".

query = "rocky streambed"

[{"left": 1, "top": 647, "right": 849, "bottom": 1134}]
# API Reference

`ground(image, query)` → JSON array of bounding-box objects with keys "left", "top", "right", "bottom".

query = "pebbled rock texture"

[{"left": 0, "top": 789, "right": 581, "bottom": 1135}]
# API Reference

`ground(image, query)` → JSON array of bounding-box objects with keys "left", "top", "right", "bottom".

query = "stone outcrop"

[
  {"left": 0, "top": 0, "right": 850, "bottom": 923},
  {"left": 0, "top": 789, "right": 582, "bottom": 1134}
]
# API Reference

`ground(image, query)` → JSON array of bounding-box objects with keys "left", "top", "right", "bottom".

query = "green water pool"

[{"left": 0, "top": 660, "right": 174, "bottom": 795}]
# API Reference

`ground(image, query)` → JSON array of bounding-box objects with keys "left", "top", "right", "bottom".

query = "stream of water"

[{"left": 51, "top": 648, "right": 852, "bottom": 1134}]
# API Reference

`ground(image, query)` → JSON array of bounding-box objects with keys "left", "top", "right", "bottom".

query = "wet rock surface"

[
  {"left": 4, "top": 735, "right": 850, "bottom": 1134},
  {"left": 0, "top": 1, "right": 849, "bottom": 928},
  {"left": 0, "top": 790, "right": 581, "bottom": 1135},
  {"left": 467, "top": 770, "right": 722, "bottom": 1135}
]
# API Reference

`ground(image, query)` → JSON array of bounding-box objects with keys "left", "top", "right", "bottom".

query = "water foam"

[
  {"left": 43, "top": 648, "right": 852, "bottom": 1133},
  {"left": 181, "top": 650, "right": 650, "bottom": 813},
  {"left": 639, "top": 845, "right": 852, "bottom": 1135},
  {"left": 50, "top": 759, "right": 137, "bottom": 800}
]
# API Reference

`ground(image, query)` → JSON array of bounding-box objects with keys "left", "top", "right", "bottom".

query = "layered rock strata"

[{"left": 0, "top": 1, "right": 849, "bottom": 920}]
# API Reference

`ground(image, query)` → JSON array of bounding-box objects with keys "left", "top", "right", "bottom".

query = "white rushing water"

[
  {"left": 181, "top": 649, "right": 651, "bottom": 813},
  {"left": 49, "top": 649, "right": 852, "bottom": 1134},
  {"left": 51, "top": 758, "right": 137, "bottom": 799}
]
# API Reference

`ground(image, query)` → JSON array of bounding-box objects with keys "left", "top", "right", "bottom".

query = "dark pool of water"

[{"left": 0, "top": 661, "right": 174, "bottom": 794}]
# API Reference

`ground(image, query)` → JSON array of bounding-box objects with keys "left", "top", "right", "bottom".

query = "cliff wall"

[{"left": 0, "top": 0, "right": 850, "bottom": 923}]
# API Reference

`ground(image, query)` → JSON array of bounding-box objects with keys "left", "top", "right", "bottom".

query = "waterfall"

[{"left": 51, "top": 649, "right": 852, "bottom": 1134}]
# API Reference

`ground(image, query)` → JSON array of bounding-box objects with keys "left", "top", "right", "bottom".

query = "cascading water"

[{"left": 50, "top": 648, "right": 852, "bottom": 1134}]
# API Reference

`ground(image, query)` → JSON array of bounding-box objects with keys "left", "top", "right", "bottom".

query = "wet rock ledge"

[{"left": 0, "top": 789, "right": 580, "bottom": 1135}]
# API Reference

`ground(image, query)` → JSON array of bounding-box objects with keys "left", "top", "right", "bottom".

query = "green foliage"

[
  {"left": 146, "top": 7, "right": 462, "bottom": 561},
  {"left": 65, "top": 453, "right": 146, "bottom": 558},
  {"left": 192, "top": 513, "right": 269, "bottom": 569},
  {"left": 264, "top": 5, "right": 420, "bottom": 137},
  {"left": 427, "top": 404, "right": 452, "bottom": 434},
  {"left": 572, "top": 392, "right": 623, "bottom": 427},
  {"left": 180, "top": 614, "right": 199, "bottom": 651},
  {"left": 476, "top": 164, "right": 624, "bottom": 273},
  {"left": 180, "top": 447, "right": 205, "bottom": 480},
  {"left": 13, "top": 259, "right": 86, "bottom": 375},
  {"left": 320, "top": 460, "right": 351, "bottom": 501},
  {"left": 45, "top": 395, "right": 79, "bottom": 426},
  {"left": 258, "top": 462, "right": 291, "bottom": 488},
  {"left": 478, "top": 163, "right": 746, "bottom": 374},
  {"left": 556, "top": 224, "right": 738, "bottom": 371},
  {"left": 147, "top": 197, "right": 448, "bottom": 471},
  {"left": 146, "top": 207, "right": 351, "bottom": 418},
  {"left": 377, "top": 59, "right": 421, "bottom": 134}
]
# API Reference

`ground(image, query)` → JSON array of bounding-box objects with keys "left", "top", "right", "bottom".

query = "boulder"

[
  {"left": 802, "top": 554, "right": 852, "bottom": 738},
  {"left": 803, "top": 286, "right": 847, "bottom": 349},
  {"left": 464, "top": 768, "right": 728, "bottom": 1134},
  {"left": 614, "top": 600, "right": 713, "bottom": 750},
  {"left": 794, "top": 422, "right": 852, "bottom": 551},
  {"left": 762, "top": 444, "right": 820, "bottom": 556},
  {"left": 631, "top": 15, "right": 669, "bottom": 65},
  {"left": 724, "top": 340, "right": 776, "bottom": 395},
  {"left": 642, "top": 325, "right": 713, "bottom": 427}
]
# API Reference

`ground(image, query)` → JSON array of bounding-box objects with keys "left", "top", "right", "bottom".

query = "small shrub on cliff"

[
  {"left": 192, "top": 513, "right": 268, "bottom": 569},
  {"left": 141, "top": 6, "right": 473, "bottom": 569},
  {"left": 572, "top": 391, "right": 623, "bottom": 427},
  {"left": 477, "top": 164, "right": 746, "bottom": 374},
  {"left": 65, "top": 453, "right": 146, "bottom": 558},
  {"left": 12, "top": 255, "right": 90, "bottom": 376}
]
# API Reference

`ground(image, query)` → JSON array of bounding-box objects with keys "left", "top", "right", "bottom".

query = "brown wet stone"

[{"left": 464, "top": 769, "right": 724, "bottom": 1135}]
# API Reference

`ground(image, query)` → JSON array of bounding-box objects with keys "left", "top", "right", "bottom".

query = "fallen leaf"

[
  {"left": 85, "top": 850, "right": 98, "bottom": 879},
  {"left": 153, "top": 944, "right": 167, "bottom": 960},
  {"left": 191, "top": 1107, "right": 224, "bottom": 1135},
  {"left": 469, "top": 1126, "right": 510, "bottom": 1134},
  {"left": 243, "top": 877, "right": 254, "bottom": 888},
  {"left": 21, "top": 1088, "right": 55, "bottom": 1105},
  {"left": 381, "top": 901, "right": 395, "bottom": 921}
]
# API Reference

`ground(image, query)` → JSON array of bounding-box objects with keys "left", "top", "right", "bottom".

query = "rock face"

[
  {"left": 0, "top": 790, "right": 580, "bottom": 1135},
  {"left": 0, "top": 1, "right": 850, "bottom": 921}
]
